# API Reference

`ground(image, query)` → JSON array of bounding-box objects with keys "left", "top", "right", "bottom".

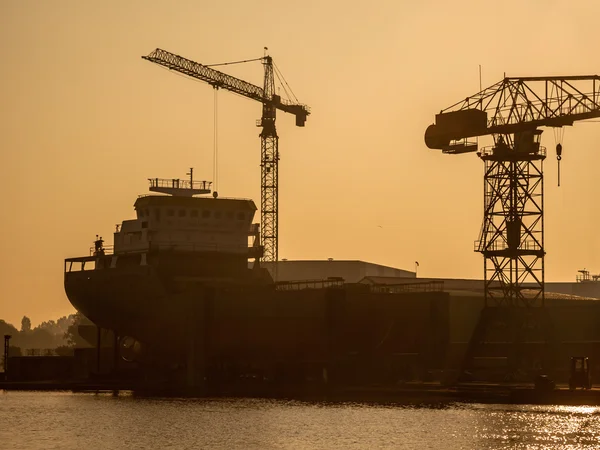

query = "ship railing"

[
  {"left": 478, "top": 145, "right": 547, "bottom": 158},
  {"left": 276, "top": 277, "right": 345, "bottom": 291},
  {"left": 67, "top": 243, "right": 261, "bottom": 273},
  {"left": 136, "top": 193, "right": 255, "bottom": 201},
  {"left": 86, "top": 242, "right": 260, "bottom": 256},
  {"left": 148, "top": 178, "right": 212, "bottom": 191},
  {"left": 369, "top": 280, "right": 444, "bottom": 294},
  {"left": 474, "top": 239, "right": 542, "bottom": 252}
]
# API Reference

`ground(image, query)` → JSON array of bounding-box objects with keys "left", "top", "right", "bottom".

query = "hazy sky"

[{"left": 2, "top": 0, "right": 600, "bottom": 326}]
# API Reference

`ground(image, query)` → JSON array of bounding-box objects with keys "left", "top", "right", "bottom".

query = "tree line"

[{"left": 1, "top": 313, "right": 90, "bottom": 356}]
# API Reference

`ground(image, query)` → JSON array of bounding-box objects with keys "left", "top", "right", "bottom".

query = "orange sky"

[{"left": 2, "top": 0, "right": 600, "bottom": 326}]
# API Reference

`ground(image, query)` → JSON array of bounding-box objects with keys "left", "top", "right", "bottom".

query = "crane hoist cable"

[
  {"left": 154, "top": 56, "right": 265, "bottom": 195},
  {"left": 207, "top": 58, "right": 266, "bottom": 196},
  {"left": 205, "top": 56, "right": 264, "bottom": 68},
  {"left": 273, "top": 63, "right": 300, "bottom": 104}
]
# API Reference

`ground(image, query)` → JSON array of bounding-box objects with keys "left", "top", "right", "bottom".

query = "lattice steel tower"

[
  {"left": 477, "top": 132, "right": 545, "bottom": 307},
  {"left": 258, "top": 56, "right": 279, "bottom": 264}
]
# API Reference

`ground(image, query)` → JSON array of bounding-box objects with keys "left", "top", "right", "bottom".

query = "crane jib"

[
  {"left": 424, "top": 75, "right": 600, "bottom": 151},
  {"left": 142, "top": 48, "right": 309, "bottom": 121}
]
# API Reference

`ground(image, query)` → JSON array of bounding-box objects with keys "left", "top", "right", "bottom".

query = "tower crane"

[
  {"left": 425, "top": 76, "right": 600, "bottom": 378},
  {"left": 142, "top": 48, "right": 310, "bottom": 269}
]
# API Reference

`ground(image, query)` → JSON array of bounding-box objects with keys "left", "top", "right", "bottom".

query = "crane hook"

[{"left": 556, "top": 143, "right": 562, "bottom": 187}]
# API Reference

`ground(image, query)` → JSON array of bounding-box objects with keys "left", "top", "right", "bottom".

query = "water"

[{"left": 1, "top": 392, "right": 600, "bottom": 449}]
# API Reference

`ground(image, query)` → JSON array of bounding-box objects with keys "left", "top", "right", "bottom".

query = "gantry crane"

[
  {"left": 142, "top": 48, "right": 310, "bottom": 267},
  {"left": 425, "top": 76, "right": 600, "bottom": 379}
]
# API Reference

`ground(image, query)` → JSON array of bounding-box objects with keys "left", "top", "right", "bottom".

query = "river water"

[{"left": 1, "top": 392, "right": 600, "bottom": 449}]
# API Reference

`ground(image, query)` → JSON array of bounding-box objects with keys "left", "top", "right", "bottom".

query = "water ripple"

[{"left": 1, "top": 392, "right": 600, "bottom": 449}]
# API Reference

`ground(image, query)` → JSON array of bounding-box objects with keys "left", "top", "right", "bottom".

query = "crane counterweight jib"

[
  {"left": 425, "top": 109, "right": 487, "bottom": 150},
  {"left": 425, "top": 75, "right": 600, "bottom": 151}
]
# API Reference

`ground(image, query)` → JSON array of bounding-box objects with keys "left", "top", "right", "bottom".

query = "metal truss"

[
  {"left": 443, "top": 76, "right": 600, "bottom": 136},
  {"left": 142, "top": 49, "right": 309, "bottom": 117},
  {"left": 477, "top": 138, "right": 545, "bottom": 307},
  {"left": 259, "top": 57, "right": 279, "bottom": 265}
]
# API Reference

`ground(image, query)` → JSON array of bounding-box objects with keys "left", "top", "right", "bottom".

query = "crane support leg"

[
  {"left": 460, "top": 135, "right": 555, "bottom": 382},
  {"left": 259, "top": 55, "right": 279, "bottom": 277}
]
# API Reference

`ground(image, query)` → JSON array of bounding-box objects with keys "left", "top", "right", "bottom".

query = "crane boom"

[
  {"left": 425, "top": 75, "right": 600, "bottom": 152},
  {"left": 142, "top": 48, "right": 310, "bottom": 125}
]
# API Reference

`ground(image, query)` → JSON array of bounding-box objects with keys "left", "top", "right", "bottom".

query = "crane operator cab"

[
  {"left": 513, "top": 129, "right": 543, "bottom": 155},
  {"left": 569, "top": 356, "right": 592, "bottom": 390}
]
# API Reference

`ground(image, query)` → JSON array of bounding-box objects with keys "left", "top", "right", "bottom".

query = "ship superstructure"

[
  {"left": 69, "top": 171, "right": 263, "bottom": 279},
  {"left": 112, "top": 176, "right": 261, "bottom": 261}
]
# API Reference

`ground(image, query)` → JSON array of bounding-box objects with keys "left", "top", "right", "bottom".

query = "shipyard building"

[{"left": 260, "top": 260, "right": 416, "bottom": 283}]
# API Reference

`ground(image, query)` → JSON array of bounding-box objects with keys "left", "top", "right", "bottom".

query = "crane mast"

[
  {"left": 142, "top": 48, "right": 310, "bottom": 270},
  {"left": 259, "top": 56, "right": 279, "bottom": 265},
  {"left": 425, "top": 75, "right": 600, "bottom": 380}
]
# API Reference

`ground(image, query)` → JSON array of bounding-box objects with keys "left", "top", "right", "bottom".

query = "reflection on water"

[
  {"left": 1, "top": 392, "right": 600, "bottom": 449},
  {"left": 467, "top": 403, "right": 600, "bottom": 449}
]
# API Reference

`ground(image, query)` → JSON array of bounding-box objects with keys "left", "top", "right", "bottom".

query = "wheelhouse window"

[
  {"left": 202, "top": 210, "right": 211, "bottom": 218},
  {"left": 167, "top": 209, "right": 174, "bottom": 217},
  {"left": 215, "top": 211, "right": 222, "bottom": 219},
  {"left": 179, "top": 209, "right": 186, "bottom": 218},
  {"left": 237, "top": 212, "right": 245, "bottom": 220},
  {"left": 226, "top": 211, "right": 234, "bottom": 220},
  {"left": 191, "top": 209, "right": 198, "bottom": 218}
]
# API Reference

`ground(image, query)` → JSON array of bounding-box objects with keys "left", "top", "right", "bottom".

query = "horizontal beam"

[
  {"left": 142, "top": 48, "right": 310, "bottom": 122},
  {"left": 143, "top": 48, "right": 264, "bottom": 102},
  {"left": 426, "top": 75, "right": 600, "bottom": 147},
  {"left": 505, "top": 75, "right": 600, "bottom": 82}
]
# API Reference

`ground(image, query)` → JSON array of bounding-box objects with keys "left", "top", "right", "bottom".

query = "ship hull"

[{"left": 64, "top": 255, "right": 450, "bottom": 379}]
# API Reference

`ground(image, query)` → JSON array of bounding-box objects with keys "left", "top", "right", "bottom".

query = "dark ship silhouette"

[{"left": 64, "top": 172, "right": 449, "bottom": 387}]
